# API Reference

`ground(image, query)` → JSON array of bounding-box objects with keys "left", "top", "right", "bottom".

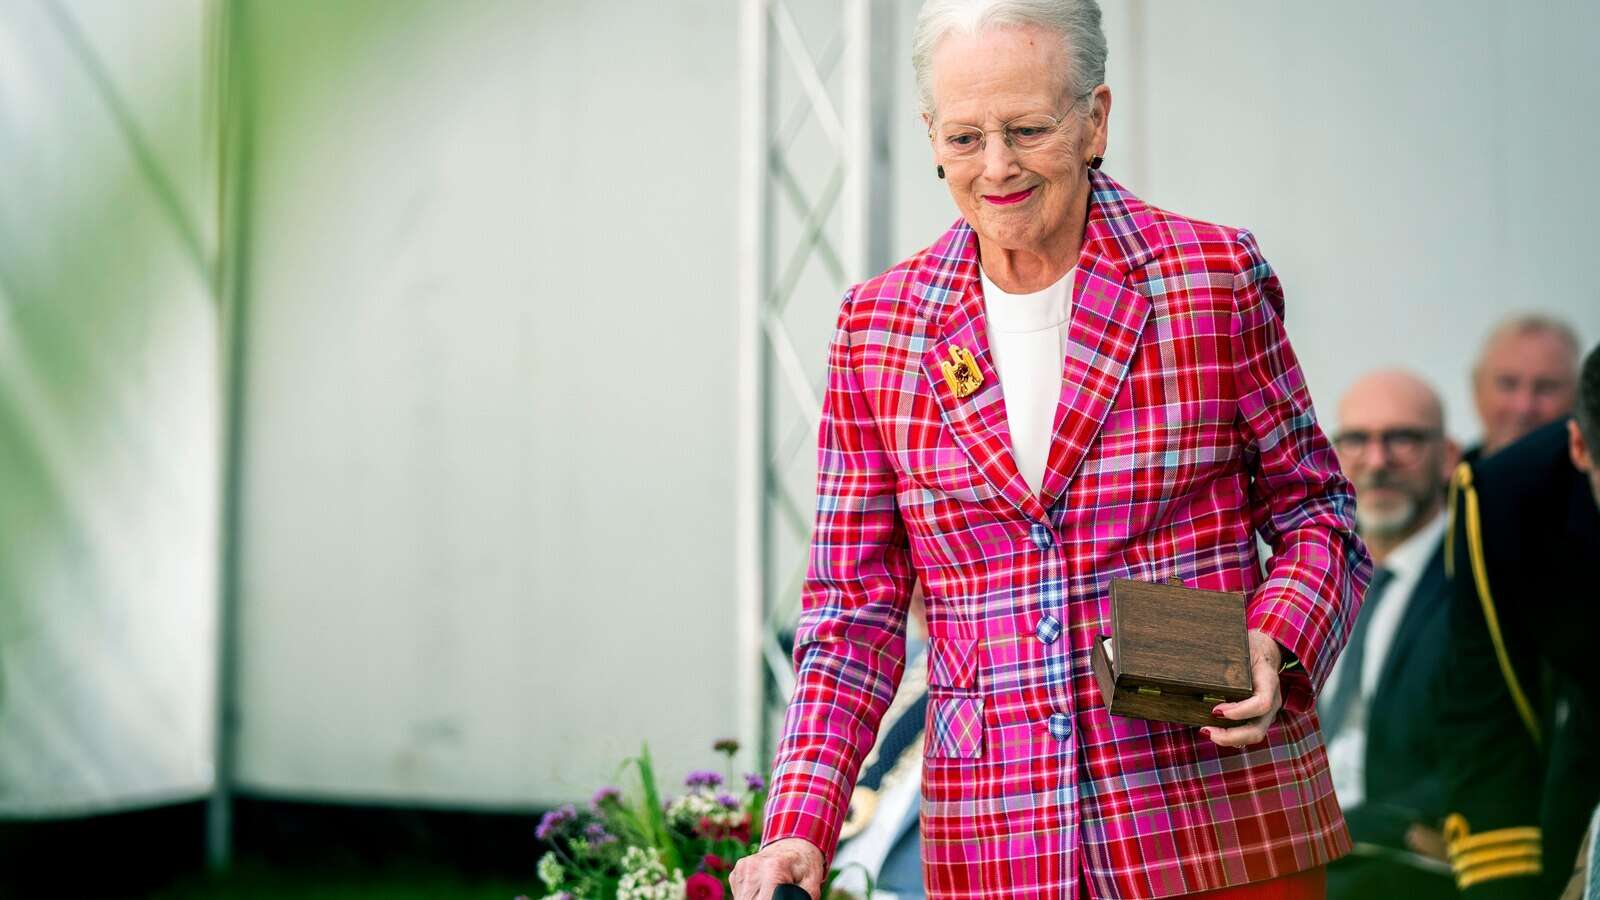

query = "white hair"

[
  {"left": 1476, "top": 312, "right": 1582, "bottom": 370},
  {"left": 912, "top": 0, "right": 1107, "bottom": 117}
]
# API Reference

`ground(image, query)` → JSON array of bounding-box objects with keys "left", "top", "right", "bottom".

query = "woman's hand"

[
  {"left": 729, "top": 837, "right": 825, "bottom": 900},
  {"left": 1203, "top": 629, "right": 1285, "bottom": 747}
]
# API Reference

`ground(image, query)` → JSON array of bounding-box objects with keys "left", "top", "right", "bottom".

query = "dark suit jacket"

[
  {"left": 1346, "top": 541, "right": 1452, "bottom": 848},
  {"left": 1330, "top": 542, "right": 1457, "bottom": 900},
  {"left": 1441, "top": 420, "right": 1600, "bottom": 898}
]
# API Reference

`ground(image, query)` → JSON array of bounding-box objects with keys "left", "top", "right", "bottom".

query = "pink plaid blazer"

[{"left": 761, "top": 171, "right": 1372, "bottom": 898}]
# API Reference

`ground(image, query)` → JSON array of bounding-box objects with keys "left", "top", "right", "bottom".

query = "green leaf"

[{"left": 633, "top": 742, "right": 683, "bottom": 873}]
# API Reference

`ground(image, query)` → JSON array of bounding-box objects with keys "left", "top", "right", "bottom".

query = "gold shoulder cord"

[{"left": 1445, "top": 462, "right": 1543, "bottom": 746}]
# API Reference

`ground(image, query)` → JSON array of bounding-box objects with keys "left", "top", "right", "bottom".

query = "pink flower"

[
  {"left": 685, "top": 872, "right": 725, "bottom": 900},
  {"left": 702, "top": 853, "right": 729, "bottom": 872}
]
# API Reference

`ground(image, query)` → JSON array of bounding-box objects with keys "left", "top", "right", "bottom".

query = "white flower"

[
  {"left": 619, "top": 846, "right": 663, "bottom": 876},
  {"left": 665, "top": 788, "right": 745, "bottom": 832},
  {"left": 537, "top": 851, "right": 565, "bottom": 890},
  {"left": 616, "top": 846, "right": 686, "bottom": 900}
]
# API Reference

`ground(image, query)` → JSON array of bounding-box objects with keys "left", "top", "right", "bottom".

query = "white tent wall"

[
  {"left": 893, "top": 0, "right": 1600, "bottom": 442},
  {"left": 0, "top": 0, "right": 219, "bottom": 816},
  {"left": 230, "top": 1, "right": 741, "bottom": 808}
]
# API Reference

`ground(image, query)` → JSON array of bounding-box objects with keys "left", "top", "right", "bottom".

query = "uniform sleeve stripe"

[
  {"left": 1454, "top": 844, "right": 1543, "bottom": 869},
  {"left": 1448, "top": 825, "right": 1542, "bottom": 853},
  {"left": 1455, "top": 858, "right": 1542, "bottom": 889}
]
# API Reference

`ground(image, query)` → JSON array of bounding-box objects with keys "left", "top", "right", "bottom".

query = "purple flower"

[
  {"left": 590, "top": 785, "right": 621, "bottom": 809},
  {"left": 685, "top": 770, "right": 723, "bottom": 789},
  {"left": 584, "top": 822, "right": 616, "bottom": 845},
  {"left": 716, "top": 793, "right": 741, "bottom": 810},
  {"left": 743, "top": 773, "right": 765, "bottom": 792},
  {"left": 534, "top": 803, "right": 578, "bottom": 841}
]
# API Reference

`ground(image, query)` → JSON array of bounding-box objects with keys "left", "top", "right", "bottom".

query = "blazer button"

[
  {"left": 1047, "top": 712, "right": 1072, "bottom": 741},
  {"left": 1029, "top": 523, "right": 1054, "bottom": 550},
  {"left": 1035, "top": 614, "right": 1062, "bottom": 644}
]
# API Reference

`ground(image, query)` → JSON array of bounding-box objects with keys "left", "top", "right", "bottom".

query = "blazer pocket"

[
  {"left": 928, "top": 636, "right": 978, "bottom": 689},
  {"left": 926, "top": 692, "right": 985, "bottom": 759}
]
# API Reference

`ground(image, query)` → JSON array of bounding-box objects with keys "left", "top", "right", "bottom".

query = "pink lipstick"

[{"left": 983, "top": 186, "right": 1036, "bottom": 205}]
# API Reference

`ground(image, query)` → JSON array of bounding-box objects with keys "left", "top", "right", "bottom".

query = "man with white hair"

[
  {"left": 1322, "top": 371, "right": 1459, "bottom": 900},
  {"left": 1469, "top": 313, "right": 1580, "bottom": 458},
  {"left": 1439, "top": 342, "right": 1600, "bottom": 898}
]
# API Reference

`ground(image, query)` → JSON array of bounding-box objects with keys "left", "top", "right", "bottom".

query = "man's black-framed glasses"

[{"left": 1331, "top": 428, "right": 1442, "bottom": 463}]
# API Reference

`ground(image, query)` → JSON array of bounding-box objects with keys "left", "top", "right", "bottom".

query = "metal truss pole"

[
  {"left": 737, "top": 0, "right": 895, "bottom": 771},
  {"left": 735, "top": 0, "right": 775, "bottom": 775}
]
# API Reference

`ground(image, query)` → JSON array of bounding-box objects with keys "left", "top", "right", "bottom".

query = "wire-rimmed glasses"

[{"left": 930, "top": 95, "right": 1087, "bottom": 161}]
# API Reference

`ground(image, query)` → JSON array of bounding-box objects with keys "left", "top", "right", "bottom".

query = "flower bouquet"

[{"left": 522, "top": 739, "right": 871, "bottom": 900}]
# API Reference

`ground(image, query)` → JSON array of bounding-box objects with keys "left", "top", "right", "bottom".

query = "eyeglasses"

[
  {"left": 1331, "top": 428, "right": 1443, "bottom": 463},
  {"left": 930, "top": 95, "right": 1087, "bottom": 161}
]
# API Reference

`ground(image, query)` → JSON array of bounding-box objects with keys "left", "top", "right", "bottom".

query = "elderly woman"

[{"left": 730, "top": 1, "right": 1369, "bottom": 898}]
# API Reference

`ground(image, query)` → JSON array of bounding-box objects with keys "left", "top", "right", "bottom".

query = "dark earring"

[
  {"left": 936, "top": 164, "right": 945, "bottom": 179},
  {"left": 1088, "top": 156, "right": 1103, "bottom": 170}
]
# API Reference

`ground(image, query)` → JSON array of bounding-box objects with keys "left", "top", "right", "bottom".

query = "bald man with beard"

[{"left": 1323, "top": 370, "right": 1461, "bottom": 900}]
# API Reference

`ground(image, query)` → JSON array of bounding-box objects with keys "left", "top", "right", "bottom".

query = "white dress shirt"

[
  {"left": 1325, "top": 510, "right": 1446, "bottom": 808},
  {"left": 979, "top": 265, "right": 1074, "bottom": 499}
]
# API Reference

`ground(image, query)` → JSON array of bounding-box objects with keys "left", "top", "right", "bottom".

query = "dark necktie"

[{"left": 1320, "top": 566, "right": 1395, "bottom": 739}]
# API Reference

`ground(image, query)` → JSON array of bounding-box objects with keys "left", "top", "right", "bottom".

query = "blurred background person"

[
  {"left": 1323, "top": 370, "right": 1460, "bottom": 900},
  {"left": 1468, "top": 313, "right": 1581, "bottom": 460},
  {"left": 827, "top": 589, "right": 929, "bottom": 900},
  {"left": 1439, "top": 341, "right": 1600, "bottom": 897}
]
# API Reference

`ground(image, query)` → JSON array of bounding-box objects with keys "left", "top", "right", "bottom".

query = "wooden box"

[{"left": 1091, "top": 578, "right": 1253, "bottom": 728}]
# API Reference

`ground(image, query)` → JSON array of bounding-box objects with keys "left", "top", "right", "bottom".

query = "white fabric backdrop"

[
  {"left": 0, "top": 0, "right": 218, "bottom": 816},
  {"left": 230, "top": 1, "right": 744, "bottom": 808}
]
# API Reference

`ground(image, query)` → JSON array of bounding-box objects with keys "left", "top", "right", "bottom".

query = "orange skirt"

[
  {"left": 1077, "top": 867, "right": 1326, "bottom": 900},
  {"left": 1188, "top": 866, "right": 1326, "bottom": 900}
]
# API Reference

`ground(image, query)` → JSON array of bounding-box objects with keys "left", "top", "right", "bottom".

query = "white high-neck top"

[{"left": 979, "top": 265, "right": 1075, "bottom": 499}]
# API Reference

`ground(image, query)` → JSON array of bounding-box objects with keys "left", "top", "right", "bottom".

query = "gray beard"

[{"left": 1356, "top": 494, "right": 1421, "bottom": 539}]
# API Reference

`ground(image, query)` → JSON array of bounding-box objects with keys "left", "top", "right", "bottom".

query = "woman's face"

[{"left": 926, "top": 25, "right": 1109, "bottom": 257}]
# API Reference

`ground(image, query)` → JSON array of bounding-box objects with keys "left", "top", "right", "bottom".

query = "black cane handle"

[{"left": 772, "top": 885, "right": 812, "bottom": 900}]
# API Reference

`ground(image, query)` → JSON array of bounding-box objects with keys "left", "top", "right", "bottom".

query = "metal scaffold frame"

[{"left": 736, "top": 0, "right": 896, "bottom": 767}]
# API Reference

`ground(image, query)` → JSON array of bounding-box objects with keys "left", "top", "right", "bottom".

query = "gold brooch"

[{"left": 940, "top": 345, "right": 983, "bottom": 398}]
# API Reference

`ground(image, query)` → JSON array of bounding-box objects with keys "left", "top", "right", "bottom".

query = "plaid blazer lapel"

[
  {"left": 916, "top": 223, "right": 1050, "bottom": 524},
  {"left": 1038, "top": 172, "right": 1164, "bottom": 511}
]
